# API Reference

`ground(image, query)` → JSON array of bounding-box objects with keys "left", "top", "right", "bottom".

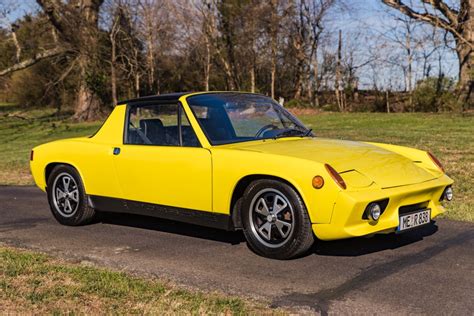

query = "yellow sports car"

[{"left": 30, "top": 92, "right": 454, "bottom": 259}]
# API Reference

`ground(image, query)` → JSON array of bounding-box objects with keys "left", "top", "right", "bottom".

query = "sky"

[
  {"left": 334, "top": 0, "right": 458, "bottom": 89},
  {"left": 0, "top": 0, "right": 459, "bottom": 91}
]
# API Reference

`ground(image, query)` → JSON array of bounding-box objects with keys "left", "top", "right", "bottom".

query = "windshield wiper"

[
  {"left": 272, "top": 128, "right": 313, "bottom": 139},
  {"left": 273, "top": 128, "right": 306, "bottom": 139}
]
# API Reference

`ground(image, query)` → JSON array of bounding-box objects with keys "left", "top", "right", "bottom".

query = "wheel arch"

[
  {"left": 45, "top": 162, "right": 87, "bottom": 191},
  {"left": 230, "top": 174, "right": 307, "bottom": 229}
]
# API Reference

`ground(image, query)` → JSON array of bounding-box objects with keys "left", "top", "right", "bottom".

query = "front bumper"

[{"left": 312, "top": 174, "right": 453, "bottom": 240}]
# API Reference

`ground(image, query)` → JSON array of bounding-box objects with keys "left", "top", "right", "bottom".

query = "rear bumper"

[
  {"left": 313, "top": 174, "right": 453, "bottom": 240},
  {"left": 30, "top": 160, "right": 47, "bottom": 192}
]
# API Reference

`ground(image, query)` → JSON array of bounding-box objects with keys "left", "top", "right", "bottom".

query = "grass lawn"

[
  {"left": 0, "top": 106, "right": 101, "bottom": 185},
  {"left": 0, "top": 105, "right": 472, "bottom": 221},
  {"left": 0, "top": 246, "right": 265, "bottom": 314}
]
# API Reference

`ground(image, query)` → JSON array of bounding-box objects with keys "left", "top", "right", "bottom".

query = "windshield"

[{"left": 187, "top": 93, "right": 311, "bottom": 145}]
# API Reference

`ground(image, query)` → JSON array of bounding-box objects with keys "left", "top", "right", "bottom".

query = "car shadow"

[
  {"left": 98, "top": 212, "right": 246, "bottom": 245},
  {"left": 98, "top": 212, "right": 438, "bottom": 257},
  {"left": 311, "top": 222, "right": 438, "bottom": 257}
]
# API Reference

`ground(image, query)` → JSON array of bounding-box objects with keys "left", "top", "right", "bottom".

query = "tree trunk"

[
  {"left": 306, "top": 73, "right": 313, "bottom": 104},
  {"left": 269, "top": 0, "right": 278, "bottom": 99},
  {"left": 10, "top": 27, "right": 21, "bottom": 62},
  {"left": 271, "top": 60, "right": 276, "bottom": 99},
  {"left": 405, "top": 30, "right": 414, "bottom": 109},
  {"left": 75, "top": 82, "right": 102, "bottom": 121},
  {"left": 68, "top": 0, "right": 104, "bottom": 120},
  {"left": 313, "top": 53, "right": 320, "bottom": 107},
  {"left": 204, "top": 37, "right": 211, "bottom": 91},
  {"left": 135, "top": 73, "right": 140, "bottom": 98},
  {"left": 457, "top": 1, "right": 474, "bottom": 108},
  {"left": 386, "top": 90, "right": 390, "bottom": 113},
  {"left": 293, "top": 39, "right": 305, "bottom": 100},
  {"left": 111, "top": 59, "right": 117, "bottom": 106},
  {"left": 456, "top": 43, "right": 473, "bottom": 108},
  {"left": 219, "top": 54, "right": 236, "bottom": 90},
  {"left": 250, "top": 64, "right": 255, "bottom": 93},
  {"left": 335, "top": 30, "right": 344, "bottom": 112},
  {"left": 73, "top": 56, "right": 101, "bottom": 121},
  {"left": 110, "top": 32, "right": 117, "bottom": 106},
  {"left": 146, "top": 35, "right": 155, "bottom": 94}
]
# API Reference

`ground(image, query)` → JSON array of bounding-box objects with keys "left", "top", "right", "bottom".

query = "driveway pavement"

[{"left": 1, "top": 186, "right": 473, "bottom": 314}]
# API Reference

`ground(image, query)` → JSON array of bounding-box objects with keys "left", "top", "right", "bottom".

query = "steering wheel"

[{"left": 255, "top": 124, "right": 278, "bottom": 138}]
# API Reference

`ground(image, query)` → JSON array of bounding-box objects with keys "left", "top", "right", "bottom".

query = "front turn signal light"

[
  {"left": 428, "top": 152, "right": 444, "bottom": 172},
  {"left": 325, "top": 164, "right": 346, "bottom": 190},
  {"left": 312, "top": 176, "right": 324, "bottom": 189}
]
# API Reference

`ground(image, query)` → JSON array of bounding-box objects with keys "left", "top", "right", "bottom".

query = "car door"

[{"left": 112, "top": 102, "right": 212, "bottom": 212}]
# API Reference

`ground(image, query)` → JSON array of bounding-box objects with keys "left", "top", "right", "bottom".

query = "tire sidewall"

[
  {"left": 242, "top": 179, "right": 313, "bottom": 259},
  {"left": 47, "top": 165, "right": 88, "bottom": 226}
]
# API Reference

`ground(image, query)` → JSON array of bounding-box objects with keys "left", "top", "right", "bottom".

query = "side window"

[
  {"left": 190, "top": 104, "right": 234, "bottom": 142},
  {"left": 180, "top": 108, "right": 200, "bottom": 147},
  {"left": 126, "top": 103, "right": 199, "bottom": 147}
]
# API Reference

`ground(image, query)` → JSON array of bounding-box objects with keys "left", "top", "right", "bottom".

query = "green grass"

[
  {"left": 0, "top": 105, "right": 101, "bottom": 185},
  {"left": 0, "top": 105, "right": 472, "bottom": 221},
  {"left": 0, "top": 247, "right": 266, "bottom": 314}
]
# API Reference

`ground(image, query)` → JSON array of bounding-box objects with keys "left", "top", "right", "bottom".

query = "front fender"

[
  {"left": 211, "top": 148, "right": 342, "bottom": 224},
  {"left": 366, "top": 142, "right": 443, "bottom": 176}
]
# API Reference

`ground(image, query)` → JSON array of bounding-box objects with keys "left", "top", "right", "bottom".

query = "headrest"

[{"left": 140, "top": 118, "right": 164, "bottom": 132}]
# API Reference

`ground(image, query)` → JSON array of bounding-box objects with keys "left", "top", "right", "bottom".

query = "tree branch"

[
  {"left": 382, "top": 0, "right": 473, "bottom": 48},
  {"left": 0, "top": 47, "right": 66, "bottom": 76},
  {"left": 421, "top": 0, "right": 459, "bottom": 25},
  {"left": 36, "top": 0, "right": 66, "bottom": 34}
]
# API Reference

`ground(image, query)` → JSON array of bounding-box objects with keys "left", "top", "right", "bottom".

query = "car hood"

[{"left": 227, "top": 138, "right": 436, "bottom": 188}]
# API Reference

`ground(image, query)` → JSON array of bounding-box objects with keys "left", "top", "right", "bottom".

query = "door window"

[{"left": 125, "top": 103, "right": 199, "bottom": 147}]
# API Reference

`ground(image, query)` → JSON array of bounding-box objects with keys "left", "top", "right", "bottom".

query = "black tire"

[
  {"left": 46, "top": 164, "right": 96, "bottom": 226},
  {"left": 241, "top": 179, "right": 314, "bottom": 259}
]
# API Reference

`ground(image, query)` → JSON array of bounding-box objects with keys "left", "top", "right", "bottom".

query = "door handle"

[{"left": 113, "top": 147, "right": 121, "bottom": 155}]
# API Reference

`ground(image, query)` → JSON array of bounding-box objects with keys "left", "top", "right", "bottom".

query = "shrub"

[
  {"left": 412, "top": 77, "right": 460, "bottom": 112},
  {"left": 285, "top": 99, "right": 312, "bottom": 108},
  {"left": 9, "top": 60, "right": 77, "bottom": 111},
  {"left": 321, "top": 103, "right": 339, "bottom": 111}
]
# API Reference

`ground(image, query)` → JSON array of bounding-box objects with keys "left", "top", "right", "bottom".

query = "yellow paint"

[
  {"left": 113, "top": 145, "right": 212, "bottom": 211},
  {"left": 30, "top": 92, "right": 454, "bottom": 240}
]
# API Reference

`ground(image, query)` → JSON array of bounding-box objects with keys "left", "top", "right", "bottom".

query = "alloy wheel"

[
  {"left": 52, "top": 172, "right": 80, "bottom": 217},
  {"left": 249, "top": 188, "right": 295, "bottom": 248}
]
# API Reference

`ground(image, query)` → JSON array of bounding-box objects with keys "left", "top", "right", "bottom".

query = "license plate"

[{"left": 398, "top": 209, "right": 431, "bottom": 232}]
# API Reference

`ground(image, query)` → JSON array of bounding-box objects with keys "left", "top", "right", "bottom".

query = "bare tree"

[
  {"left": 0, "top": 0, "right": 106, "bottom": 121},
  {"left": 302, "top": 0, "right": 335, "bottom": 105},
  {"left": 382, "top": 0, "right": 473, "bottom": 107},
  {"left": 266, "top": 0, "right": 283, "bottom": 99},
  {"left": 335, "top": 30, "right": 345, "bottom": 111},
  {"left": 138, "top": 0, "right": 169, "bottom": 95},
  {"left": 200, "top": 0, "right": 238, "bottom": 91},
  {"left": 109, "top": 10, "right": 120, "bottom": 105},
  {"left": 0, "top": 1, "right": 22, "bottom": 63},
  {"left": 196, "top": 0, "right": 216, "bottom": 91}
]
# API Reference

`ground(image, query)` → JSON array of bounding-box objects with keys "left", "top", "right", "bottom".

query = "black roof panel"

[{"left": 118, "top": 92, "right": 190, "bottom": 105}]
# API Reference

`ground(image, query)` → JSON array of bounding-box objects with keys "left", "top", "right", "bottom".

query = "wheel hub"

[{"left": 266, "top": 214, "right": 277, "bottom": 223}]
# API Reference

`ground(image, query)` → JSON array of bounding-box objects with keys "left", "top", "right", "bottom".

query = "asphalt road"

[{"left": 1, "top": 186, "right": 473, "bottom": 314}]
